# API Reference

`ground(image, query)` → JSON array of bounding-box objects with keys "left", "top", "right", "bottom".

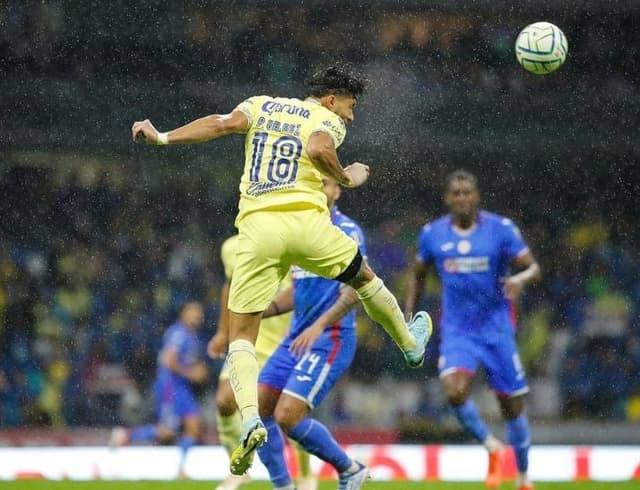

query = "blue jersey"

[
  {"left": 289, "top": 206, "right": 367, "bottom": 339},
  {"left": 417, "top": 210, "right": 528, "bottom": 339},
  {"left": 157, "top": 322, "right": 202, "bottom": 388}
]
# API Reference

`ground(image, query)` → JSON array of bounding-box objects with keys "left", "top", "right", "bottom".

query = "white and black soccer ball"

[{"left": 515, "top": 21, "right": 568, "bottom": 75}]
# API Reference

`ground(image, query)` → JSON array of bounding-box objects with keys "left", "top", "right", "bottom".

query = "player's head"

[
  {"left": 321, "top": 176, "right": 341, "bottom": 208},
  {"left": 179, "top": 301, "right": 204, "bottom": 329},
  {"left": 444, "top": 170, "right": 480, "bottom": 222},
  {"left": 306, "top": 65, "right": 365, "bottom": 125}
]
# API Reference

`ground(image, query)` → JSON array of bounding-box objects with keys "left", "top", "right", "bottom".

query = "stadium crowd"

[
  {"left": 2, "top": 2, "right": 637, "bottom": 93},
  {"left": 0, "top": 164, "right": 638, "bottom": 429}
]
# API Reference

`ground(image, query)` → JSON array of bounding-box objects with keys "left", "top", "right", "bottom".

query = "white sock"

[{"left": 484, "top": 434, "right": 505, "bottom": 453}]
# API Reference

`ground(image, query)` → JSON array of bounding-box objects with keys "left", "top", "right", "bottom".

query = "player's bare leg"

[
  {"left": 347, "top": 259, "right": 432, "bottom": 367},
  {"left": 499, "top": 394, "right": 533, "bottom": 490},
  {"left": 227, "top": 311, "right": 267, "bottom": 475},
  {"left": 443, "top": 371, "right": 505, "bottom": 489}
]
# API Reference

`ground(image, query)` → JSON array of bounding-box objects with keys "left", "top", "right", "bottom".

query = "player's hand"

[
  {"left": 189, "top": 362, "right": 208, "bottom": 383},
  {"left": 207, "top": 333, "right": 228, "bottom": 359},
  {"left": 343, "top": 162, "right": 370, "bottom": 188},
  {"left": 502, "top": 275, "right": 525, "bottom": 301},
  {"left": 289, "top": 323, "right": 324, "bottom": 358},
  {"left": 132, "top": 119, "right": 160, "bottom": 144}
]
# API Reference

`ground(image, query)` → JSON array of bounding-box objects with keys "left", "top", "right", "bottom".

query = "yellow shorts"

[{"left": 228, "top": 208, "right": 358, "bottom": 313}]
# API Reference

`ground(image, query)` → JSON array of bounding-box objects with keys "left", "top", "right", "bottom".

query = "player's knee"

[
  {"left": 444, "top": 379, "right": 471, "bottom": 405},
  {"left": 216, "top": 389, "right": 238, "bottom": 416},
  {"left": 274, "top": 403, "right": 305, "bottom": 433},
  {"left": 499, "top": 395, "right": 524, "bottom": 419}
]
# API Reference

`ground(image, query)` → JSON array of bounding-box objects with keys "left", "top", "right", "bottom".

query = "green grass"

[{"left": 1, "top": 481, "right": 639, "bottom": 490}]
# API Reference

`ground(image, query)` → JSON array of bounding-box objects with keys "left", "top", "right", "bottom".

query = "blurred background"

[{"left": 1, "top": 0, "right": 639, "bottom": 445}]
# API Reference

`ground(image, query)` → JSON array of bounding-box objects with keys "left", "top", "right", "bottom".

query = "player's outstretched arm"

[
  {"left": 289, "top": 284, "right": 358, "bottom": 357},
  {"left": 263, "top": 286, "right": 294, "bottom": 319},
  {"left": 404, "top": 260, "right": 428, "bottom": 321},
  {"left": 307, "top": 131, "right": 369, "bottom": 187},
  {"left": 131, "top": 110, "right": 249, "bottom": 145}
]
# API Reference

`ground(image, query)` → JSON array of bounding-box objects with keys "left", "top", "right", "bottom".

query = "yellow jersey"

[
  {"left": 220, "top": 235, "right": 292, "bottom": 356},
  {"left": 234, "top": 95, "right": 346, "bottom": 223}
]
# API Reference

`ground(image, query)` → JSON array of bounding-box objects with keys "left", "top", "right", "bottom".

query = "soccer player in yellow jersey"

[
  {"left": 209, "top": 236, "right": 316, "bottom": 490},
  {"left": 132, "top": 65, "right": 433, "bottom": 476}
]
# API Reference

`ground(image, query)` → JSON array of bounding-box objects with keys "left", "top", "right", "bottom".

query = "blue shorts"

[
  {"left": 154, "top": 376, "right": 200, "bottom": 432},
  {"left": 438, "top": 331, "right": 529, "bottom": 397},
  {"left": 259, "top": 327, "right": 356, "bottom": 409}
]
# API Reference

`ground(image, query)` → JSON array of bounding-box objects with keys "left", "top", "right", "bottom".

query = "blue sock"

[
  {"left": 451, "top": 400, "right": 490, "bottom": 442},
  {"left": 128, "top": 424, "right": 158, "bottom": 443},
  {"left": 287, "top": 417, "right": 352, "bottom": 473},
  {"left": 506, "top": 414, "right": 531, "bottom": 473},
  {"left": 178, "top": 435, "right": 196, "bottom": 473},
  {"left": 257, "top": 417, "right": 293, "bottom": 488}
]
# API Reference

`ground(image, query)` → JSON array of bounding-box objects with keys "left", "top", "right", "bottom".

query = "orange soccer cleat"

[
  {"left": 518, "top": 484, "right": 534, "bottom": 490},
  {"left": 485, "top": 449, "right": 504, "bottom": 489}
]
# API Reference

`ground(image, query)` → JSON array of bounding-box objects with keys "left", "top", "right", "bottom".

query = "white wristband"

[{"left": 157, "top": 132, "right": 169, "bottom": 145}]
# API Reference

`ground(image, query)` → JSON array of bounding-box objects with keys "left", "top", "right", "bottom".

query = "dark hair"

[
  {"left": 445, "top": 169, "right": 478, "bottom": 191},
  {"left": 306, "top": 65, "right": 365, "bottom": 99}
]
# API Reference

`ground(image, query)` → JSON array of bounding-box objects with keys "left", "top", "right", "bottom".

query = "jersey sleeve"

[
  {"left": 220, "top": 235, "right": 239, "bottom": 280},
  {"left": 501, "top": 218, "right": 529, "bottom": 258},
  {"left": 233, "top": 96, "right": 261, "bottom": 129},
  {"left": 311, "top": 112, "right": 346, "bottom": 148},
  {"left": 416, "top": 224, "right": 433, "bottom": 263},
  {"left": 164, "top": 327, "right": 185, "bottom": 352}
]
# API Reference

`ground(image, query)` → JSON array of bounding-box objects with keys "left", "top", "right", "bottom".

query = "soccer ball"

[{"left": 515, "top": 22, "right": 568, "bottom": 75}]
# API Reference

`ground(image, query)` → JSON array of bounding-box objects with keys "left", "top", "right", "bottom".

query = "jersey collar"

[
  {"left": 448, "top": 210, "right": 484, "bottom": 237},
  {"left": 305, "top": 97, "right": 322, "bottom": 106}
]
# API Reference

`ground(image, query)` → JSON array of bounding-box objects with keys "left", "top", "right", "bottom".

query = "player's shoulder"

[
  {"left": 164, "top": 322, "right": 185, "bottom": 341},
  {"left": 480, "top": 210, "right": 517, "bottom": 228},
  {"left": 421, "top": 214, "right": 449, "bottom": 235}
]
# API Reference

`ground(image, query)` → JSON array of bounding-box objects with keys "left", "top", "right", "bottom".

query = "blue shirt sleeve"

[
  {"left": 164, "top": 327, "right": 185, "bottom": 352},
  {"left": 417, "top": 224, "right": 433, "bottom": 263},
  {"left": 501, "top": 218, "right": 528, "bottom": 259}
]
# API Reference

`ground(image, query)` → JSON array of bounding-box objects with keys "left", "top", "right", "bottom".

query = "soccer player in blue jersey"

[
  {"left": 132, "top": 66, "right": 432, "bottom": 475},
  {"left": 109, "top": 301, "right": 208, "bottom": 478},
  {"left": 256, "top": 176, "right": 368, "bottom": 490},
  {"left": 404, "top": 170, "right": 541, "bottom": 490}
]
